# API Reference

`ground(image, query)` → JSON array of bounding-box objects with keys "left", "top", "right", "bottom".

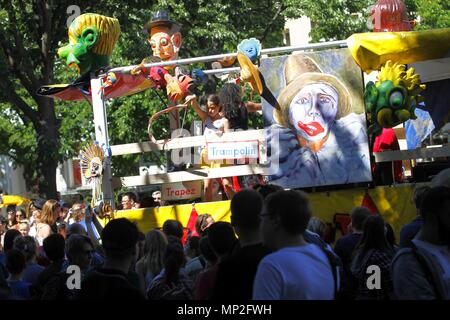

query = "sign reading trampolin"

[{"left": 207, "top": 141, "right": 259, "bottom": 160}]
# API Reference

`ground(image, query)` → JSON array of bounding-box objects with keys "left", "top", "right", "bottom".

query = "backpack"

[
  {"left": 147, "top": 277, "right": 194, "bottom": 300},
  {"left": 303, "top": 230, "right": 345, "bottom": 299}
]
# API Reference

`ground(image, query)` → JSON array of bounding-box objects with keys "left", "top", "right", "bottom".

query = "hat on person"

[
  {"left": 32, "top": 198, "right": 46, "bottom": 210},
  {"left": 144, "top": 10, "right": 182, "bottom": 35}
]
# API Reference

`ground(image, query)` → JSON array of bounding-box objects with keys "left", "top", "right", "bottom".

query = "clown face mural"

[{"left": 57, "top": 13, "right": 120, "bottom": 76}]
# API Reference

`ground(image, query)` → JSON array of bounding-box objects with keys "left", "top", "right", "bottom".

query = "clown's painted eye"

[
  {"left": 160, "top": 38, "right": 168, "bottom": 46},
  {"left": 389, "top": 91, "right": 404, "bottom": 108}
]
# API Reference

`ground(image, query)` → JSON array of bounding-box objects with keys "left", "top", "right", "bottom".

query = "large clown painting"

[{"left": 261, "top": 49, "right": 372, "bottom": 188}]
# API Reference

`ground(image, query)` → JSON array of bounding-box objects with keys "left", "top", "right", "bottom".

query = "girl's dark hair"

[
  {"left": 164, "top": 236, "right": 186, "bottom": 285},
  {"left": 219, "top": 83, "right": 248, "bottom": 130},
  {"left": 355, "top": 215, "right": 394, "bottom": 256},
  {"left": 3, "top": 229, "right": 21, "bottom": 253},
  {"left": 207, "top": 94, "right": 220, "bottom": 106}
]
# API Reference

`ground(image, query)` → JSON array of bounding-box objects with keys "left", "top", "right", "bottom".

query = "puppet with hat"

[{"left": 37, "top": 13, "right": 155, "bottom": 101}]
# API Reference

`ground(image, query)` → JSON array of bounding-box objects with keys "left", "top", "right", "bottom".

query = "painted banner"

[{"left": 260, "top": 48, "right": 372, "bottom": 188}]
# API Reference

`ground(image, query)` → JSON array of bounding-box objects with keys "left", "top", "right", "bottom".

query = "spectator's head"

[
  {"left": 3, "top": 229, "right": 21, "bottom": 253},
  {"left": 13, "top": 236, "right": 38, "bottom": 262},
  {"left": 307, "top": 217, "right": 326, "bottom": 239},
  {"left": 164, "top": 236, "right": 186, "bottom": 284},
  {"left": 66, "top": 223, "right": 88, "bottom": 239},
  {"left": 419, "top": 186, "right": 450, "bottom": 245},
  {"left": 162, "top": 219, "right": 184, "bottom": 239},
  {"left": 60, "top": 201, "right": 72, "bottom": 221},
  {"left": 230, "top": 189, "right": 263, "bottom": 236},
  {"left": 199, "top": 236, "right": 217, "bottom": 266},
  {"left": 152, "top": 191, "right": 163, "bottom": 206},
  {"left": 195, "top": 214, "right": 214, "bottom": 237},
  {"left": 43, "top": 233, "right": 66, "bottom": 262},
  {"left": 41, "top": 199, "right": 61, "bottom": 226},
  {"left": 253, "top": 183, "right": 283, "bottom": 199},
  {"left": 385, "top": 223, "right": 397, "bottom": 247},
  {"left": 0, "top": 217, "right": 6, "bottom": 236},
  {"left": 185, "top": 236, "right": 200, "bottom": 259},
  {"left": 101, "top": 218, "right": 139, "bottom": 264},
  {"left": 140, "top": 196, "right": 156, "bottom": 208},
  {"left": 65, "top": 234, "right": 94, "bottom": 270},
  {"left": 207, "top": 222, "right": 237, "bottom": 260},
  {"left": 356, "top": 215, "right": 392, "bottom": 255},
  {"left": 121, "top": 192, "right": 136, "bottom": 210},
  {"left": 18, "top": 220, "right": 30, "bottom": 236},
  {"left": 262, "top": 190, "right": 311, "bottom": 250},
  {"left": 6, "top": 205, "right": 17, "bottom": 224},
  {"left": 143, "top": 229, "right": 167, "bottom": 276},
  {"left": 70, "top": 203, "right": 85, "bottom": 223},
  {"left": 412, "top": 185, "right": 431, "bottom": 215},
  {"left": 350, "top": 206, "right": 372, "bottom": 233},
  {"left": 6, "top": 249, "right": 26, "bottom": 277},
  {"left": 15, "top": 208, "right": 26, "bottom": 222}
]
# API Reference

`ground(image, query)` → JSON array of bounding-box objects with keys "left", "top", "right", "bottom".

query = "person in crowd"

[
  {"left": 6, "top": 205, "right": 18, "bottom": 230},
  {"left": 212, "top": 189, "right": 271, "bottom": 300},
  {"left": 5, "top": 249, "right": 31, "bottom": 299},
  {"left": 135, "top": 229, "right": 167, "bottom": 291},
  {"left": 194, "top": 236, "right": 218, "bottom": 300},
  {"left": 0, "top": 216, "right": 6, "bottom": 248},
  {"left": 41, "top": 234, "right": 95, "bottom": 300},
  {"left": 162, "top": 219, "right": 184, "bottom": 239},
  {"left": 399, "top": 185, "right": 431, "bottom": 248},
  {"left": 184, "top": 236, "right": 205, "bottom": 282},
  {"left": 147, "top": 236, "right": 194, "bottom": 300},
  {"left": 121, "top": 192, "right": 137, "bottom": 210},
  {"left": 13, "top": 236, "right": 44, "bottom": 286},
  {"left": 152, "top": 190, "right": 165, "bottom": 207},
  {"left": 195, "top": 222, "right": 237, "bottom": 300},
  {"left": 253, "top": 190, "right": 335, "bottom": 300},
  {"left": 334, "top": 206, "right": 371, "bottom": 298},
  {"left": 253, "top": 183, "right": 283, "bottom": 199},
  {"left": 34, "top": 233, "right": 66, "bottom": 299},
  {"left": 28, "top": 198, "right": 45, "bottom": 238},
  {"left": 0, "top": 229, "right": 22, "bottom": 277},
  {"left": 392, "top": 186, "right": 450, "bottom": 299},
  {"left": 76, "top": 218, "right": 145, "bottom": 299},
  {"left": 385, "top": 223, "right": 399, "bottom": 251},
  {"left": 15, "top": 209, "right": 26, "bottom": 223},
  {"left": 307, "top": 217, "right": 327, "bottom": 240},
  {"left": 195, "top": 214, "right": 215, "bottom": 237},
  {"left": 35, "top": 200, "right": 61, "bottom": 246},
  {"left": 350, "top": 215, "right": 396, "bottom": 300},
  {"left": 18, "top": 221, "right": 30, "bottom": 237}
]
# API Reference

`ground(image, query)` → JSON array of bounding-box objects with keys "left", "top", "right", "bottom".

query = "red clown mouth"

[{"left": 297, "top": 121, "right": 325, "bottom": 137}]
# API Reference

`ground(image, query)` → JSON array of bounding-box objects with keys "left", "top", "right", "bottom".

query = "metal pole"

[
  {"left": 108, "top": 40, "right": 348, "bottom": 74},
  {"left": 90, "top": 75, "right": 115, "bottom": 210}
]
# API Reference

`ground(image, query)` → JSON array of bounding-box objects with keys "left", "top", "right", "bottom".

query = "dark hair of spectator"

[
  {"left": 101, "top": 218, "right": 139, "bottom": 259},
  {"left": 206, "top": 222, "right": 237, "bottom": 257},
  {"left": 122, "top": 192, "right": 137, "bottom": 202},
  {"left": 199, "top": 236, "right": 217, "bottom": 265},
  {"left": 187, "top": 236, "right": 200, "bottom": 255},
  {"left": 207, "top": 94, "right": 220, "bottom": 106},
  {"left": 164, "top": 237, "right": 186, "bottom": 285},
  {"left": 195, "top": 214, "right": 213, "bottom": 237},
  {"left": 385, "top": 223, "right": 397, "bottom": 248},
  {"left": 43, "top": 233, "right": 66, "bottom": 261},
  {"left": 6, "top": 249, "right": 26, "bottom": 275},
  {"left": 13, "top": 236, "right": 37, "bottom": 261},
  {"left": 253, "top": 183, "right": 283, "bottom": 199},
  {"left": 355, "top": 215, "right": 394, "bottom": 256},
  {"left": 265, "top": 190, "right": 311, "bottom": 235},
  {"left": 231, "top": 189, "right": 263, "bottom": 231},
  {"left": 412, "top": 185, "right": 431, "bottom": 210},
  {"left": 162, "top": 220, "right": 184, "bottom": 239},
  {"left": 350, "top": 206, "right": 372, "bottom": 231},
  {"left": 3, "top": 229, "right": 22, "bottom": 252},
  {"left": 219, "top": 83, "right": 248, "bottom": 130},
  {"left": 419, "top": 186, "right": 450, "bottom": 223}
]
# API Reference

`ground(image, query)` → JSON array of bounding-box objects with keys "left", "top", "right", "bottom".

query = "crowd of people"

[{"left": 0, "top": 182, "right": 448, "bottom": 300}]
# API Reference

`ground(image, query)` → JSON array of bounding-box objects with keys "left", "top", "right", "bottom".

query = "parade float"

[{"left": 38, "top": 5, "right": 450, "bottom": 241}]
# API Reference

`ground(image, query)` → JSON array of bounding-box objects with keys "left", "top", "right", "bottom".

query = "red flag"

[
  {"left": 182, "top": 205, "right": 199, "bottom": 245},
  {"left": 361, "top": 191, "right": 378, "bottom": 214}
]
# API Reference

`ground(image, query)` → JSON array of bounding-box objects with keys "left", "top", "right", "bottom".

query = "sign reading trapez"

[
  {"left": 207, "top": 141, "right": 259, "bottom": 160},
  {"left": 162, "top": 181, "right": 202, "bottom": 201}
]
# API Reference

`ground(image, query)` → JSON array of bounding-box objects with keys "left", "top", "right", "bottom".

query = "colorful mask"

[
  {"left": 237, "top": 38, "right": 261, "bottom": 63},
  {"left": 364, "top": 60, "right": 426, "bottom": 129},
  {"left": 165, "top": 73, "right": 194, "bottom": 102},
  {"left": 57, "top": 13, "right": 120, "bottom": 76}
]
